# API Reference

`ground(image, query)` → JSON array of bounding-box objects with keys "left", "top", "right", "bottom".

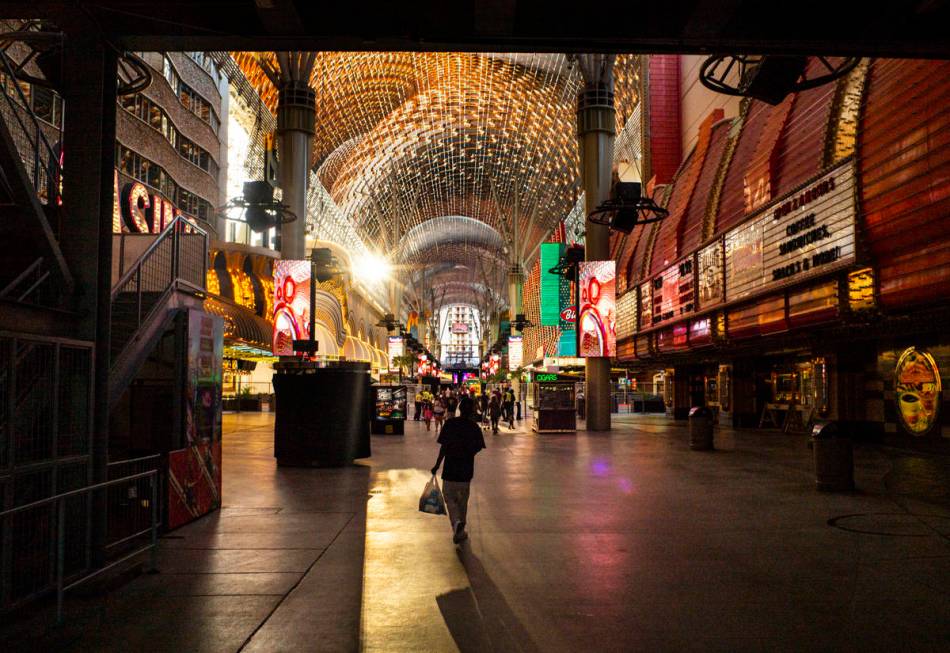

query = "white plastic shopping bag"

[{"left": 419, "top": 474, "right": 447, "bottom": 514}]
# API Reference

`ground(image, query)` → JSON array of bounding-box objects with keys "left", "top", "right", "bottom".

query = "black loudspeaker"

[
  {"left": 243, "top": 180, "right": 274, "bottom": 204},
  {"left": 741, "top": 56, "right": 808, "bottom": 105}
]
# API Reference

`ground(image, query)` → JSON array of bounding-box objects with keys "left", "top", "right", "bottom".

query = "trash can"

[
  {"left": 576, "top": 396, "right": 586, "bottom": 420},
  {"left": 811, "top": 421, "right": 854, "bottom": 491},
  {"left": 688, "top": 406, "right": 714, "bottom": 450}
]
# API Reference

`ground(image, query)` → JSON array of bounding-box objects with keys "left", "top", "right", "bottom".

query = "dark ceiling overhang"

[{"left": 5, "top": 1, "right": 950, "bottom": 58}]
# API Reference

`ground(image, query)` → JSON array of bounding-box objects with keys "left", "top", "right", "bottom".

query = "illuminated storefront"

[{"left": 613, "top": 57, "right": 950, "bottom": 441}]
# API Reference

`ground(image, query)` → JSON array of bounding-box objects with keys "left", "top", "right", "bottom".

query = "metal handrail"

[
  {"left": 0, "top": 470, "right": 159, "bottom": 624},
  {"left": 110, "top": 215, "right": 208, "bottom": 369},
  {"left": 111, "top": 215, "right": 208, "bottom": 300},
  {"left": 0, "top": 45, "right": 63, "bottom": 199}
]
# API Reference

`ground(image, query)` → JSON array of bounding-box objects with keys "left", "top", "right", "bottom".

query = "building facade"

[{"left": 613, "top": 57, "right": 950, "bottom": 444}]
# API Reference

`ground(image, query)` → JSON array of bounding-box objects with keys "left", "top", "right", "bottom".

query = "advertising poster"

[
  {"left": 387, "top": 335, "right": 404, "bottom": 367},
  {"left": 894, "top": 348, "right": 942, "bottom": 436},
  {"left": 273, "top": 260, "right": 312, "bottom": 355},
  {"left": 186, "top": 309, "right": 223, "bottom": 446},
  {"left": 578, "top": 261, "right": 616, "bottom": 358},
  {"left": 508, "top": 335, "right": 523, "bottom": 370},
  {"left": 168, "top": 441, "right": 221, "bottom": 529}
]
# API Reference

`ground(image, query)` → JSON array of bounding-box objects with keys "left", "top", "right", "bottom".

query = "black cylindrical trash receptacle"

[
  {"left": 273, "top": 361, "right": 371, "bottom": 467},
  {"left": 812, "top": 421, "right": 854, "bottom": 491},
  {"left": 688, "top": 406, "right": 714, "bottom": 450}
]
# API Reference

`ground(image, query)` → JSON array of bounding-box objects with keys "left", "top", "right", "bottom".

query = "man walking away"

[
  {"left": 431, "top": 397, "right": 486, "bottom": 543},
  {"left": 503, "top": 387, "right": 515, "bottom": 429},
  {"left": 488, "top": 393, "right": 502, "bottom": 434}
]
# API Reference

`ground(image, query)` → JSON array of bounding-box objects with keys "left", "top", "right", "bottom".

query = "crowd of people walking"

[{"left": 412, "top": 383, "right": 522, "bottom": 435}]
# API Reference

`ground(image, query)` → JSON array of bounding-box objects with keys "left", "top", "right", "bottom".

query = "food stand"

[
  {"left": 371, "top": 384, "right": 407, "bottom": 434},
  {"left": 531, "top": 374, "right": 577, "bottom": 433}
]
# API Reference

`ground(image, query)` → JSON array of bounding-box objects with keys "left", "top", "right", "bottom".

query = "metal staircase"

[
  {"left": 0, "top": 31, "right": 71, "bottom": 310},
  {"left": 109, "top": 215, "right": 208, "bottom": 408}
]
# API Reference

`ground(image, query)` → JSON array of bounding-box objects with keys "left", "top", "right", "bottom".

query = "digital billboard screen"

[
  {"left": 578, "top": 260, "right": 616, "bottom": 358},
  {"left": 273, "top": 260, "right": 311, "bottom": 355}
]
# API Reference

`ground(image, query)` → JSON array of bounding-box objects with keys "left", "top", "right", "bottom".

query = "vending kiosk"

[
  {"left": 371, "top": 384, "right": 408, "bottom": 434},
  {"left": 531, "top": 374, "right": 577, "bottom": 433}
]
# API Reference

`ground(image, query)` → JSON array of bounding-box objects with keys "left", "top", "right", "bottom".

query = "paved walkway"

[{"left": 21, "top": 413, "right": 950, "bottom": 651}]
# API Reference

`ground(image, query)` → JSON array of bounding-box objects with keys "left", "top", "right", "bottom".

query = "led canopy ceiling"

[{"left": 231, "top": 52, "right": 640, "bottom": 307}]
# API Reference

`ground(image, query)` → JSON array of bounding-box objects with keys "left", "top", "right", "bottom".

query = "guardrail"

[
  {"left": 0, "top": 470, "right": 159, "bottom": 624},
  {"left": 110, "top": 215, "right": 208, "bottom": 367}
]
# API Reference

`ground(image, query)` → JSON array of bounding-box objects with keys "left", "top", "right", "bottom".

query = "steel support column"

[
  {"left": 59, "top": 37, "right": 118, "bottom": 563},
  {"left": 576, "top": 56, "right": 616, "bottom": 431},
  {"left": 277, "top": 80, "right": 315, "bottom": 260}
]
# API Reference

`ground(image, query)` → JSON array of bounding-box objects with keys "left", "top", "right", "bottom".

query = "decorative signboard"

[
  {"left": 616, "top": 290, "right": 638, "bottom": 340},
  {"left": 697, "top": 241, "right": 724, "bottom": 308},
  {"left": 451, "top": 322, "right": 469, "bottom": 334},
  {"left": 387, "top": 335, "right": 404, "bottom": 367},
  {"left": 508, "top": 335, "right": 523, "bottom": 370},
  {"left": 726, "top": 162, "right": 856, "bottom": 302},
  {"left": 638, "top": 282, "right": 652, "bottom": 331},
  {"left": 273, "top": 260, "right": 311, "bottom": 356},
  {"left": 578, "top": 261, "right": 616, "bottom": 357},
  {"left": 894, "top": 347, "right": 942, "bottom": 436},
  {"left": 649, "top": 257, "right": 695, "bottom": 328},
  {"left": 540, "top": 242, "right": 564, "bottom": 326}
]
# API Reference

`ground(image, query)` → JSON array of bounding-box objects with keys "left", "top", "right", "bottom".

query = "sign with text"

[
  {"left": 726, "top": 162, "right": 856, "bottom": 301},
  {"left": 508, "top": 335, "right": 523, "bottom": 371},
  {"left": 451, "top": 322, "right": 469, "bottom": 334},
  {"left": 650, "top": 257, "right": 695, "bottom": 328},
  {"left": 387, "top": 336, "right": 404, "bottom": 367},
  {"left": 697, "top": 241, "right": 724, "bottom": 308},
  {"left": 616, "top": 290, "right": 638, "bottom": 340},
  {"left": 638, "top": 282, "right": 652, "bottom": 331},
  {"left": 578, "top": 261, "right": 616, "bottom": 358}
]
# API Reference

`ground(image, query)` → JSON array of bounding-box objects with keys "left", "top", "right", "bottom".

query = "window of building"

[
  {"left": 118, "top": 92, "right": 218, "bottom": 177},
  {"left": 161, "top": 55, "right": 220, "bottom": 133}
]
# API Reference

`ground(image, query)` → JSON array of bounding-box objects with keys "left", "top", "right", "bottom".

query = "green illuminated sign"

[
  {"left": 540, "top": 243, "right": 564, "bottom": 326},
  {"left": 535, "top": 373, "right": 559, "bottom": 382}
]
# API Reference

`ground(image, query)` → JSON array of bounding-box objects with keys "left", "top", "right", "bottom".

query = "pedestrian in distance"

[
  {"left": 503, "top": 386, "right": 515, "bottom": 429},
  {"left": 431, "top": 397, "right": 486, "bottom": 544},
  {"left": 488, "top": 393, "right": 502, "bottom": 434},
  {"left": 433, "top": 397, "right": 447, "bottom": 431},
  {"left": 413, "top": 391, "right": 422, "bottom": 421},
  {"left": 423, "top": 400, "right": 433, "bottom": 431},
  {"left": 479, "top": 392, "right": 489, "bottom": 425},
  {"left": 447, "top": 393, "right": 458, "bottom": 417}
]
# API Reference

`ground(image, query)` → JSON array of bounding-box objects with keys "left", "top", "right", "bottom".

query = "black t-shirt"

[{"left": 437, "top": 417, "right": 486, "bottom": 482}]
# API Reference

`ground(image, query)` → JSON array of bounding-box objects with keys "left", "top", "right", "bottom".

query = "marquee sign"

[
  {"left": 649, "top": 257, "right": 695, "bottom": 328},
  {"left": 615, "top": 290, "right": 638, "bottom": 340},
  {"left": 697, "top": 241, "right": 724, "bottom": 308},
  {"left": 726, "top": 162, "right": 856, "bottom": 302},
  {"left": 113, "top": 173, "right": 193, "bottom": 234}
]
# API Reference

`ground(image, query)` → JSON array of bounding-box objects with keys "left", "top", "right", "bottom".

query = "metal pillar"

[
  {"left": 59, "top": 37, "right": 118, "bottom": 563},
  {"left": 277, "top": 80, "right": 315, "bottom": 260},
  {"left": 576, "top": 56, "right": 616, "bottom": 431}
]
